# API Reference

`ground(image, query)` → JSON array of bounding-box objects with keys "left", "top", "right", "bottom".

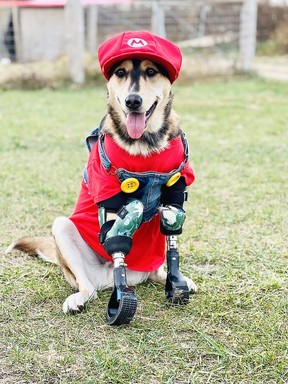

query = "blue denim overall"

[{"left": 84, "top": 128, "right": 189, "bottom": 222}]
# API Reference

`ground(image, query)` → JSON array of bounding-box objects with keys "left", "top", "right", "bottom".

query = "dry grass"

[{"left": 0, "top": 53, "right": 239, "bottom": 89}]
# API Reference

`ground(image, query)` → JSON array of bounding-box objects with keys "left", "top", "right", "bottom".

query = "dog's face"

[{"left": 106, "top": 59, "right": 172, "bottom": 140}]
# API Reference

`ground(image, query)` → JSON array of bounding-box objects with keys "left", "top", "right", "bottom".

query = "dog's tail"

[{"left": 5, "top": 237, "right": 59, "bottom": 265}]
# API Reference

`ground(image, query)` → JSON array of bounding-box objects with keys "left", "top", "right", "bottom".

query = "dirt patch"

[{"left": 254, "top": 55, "right": 288, "bottom": 81}]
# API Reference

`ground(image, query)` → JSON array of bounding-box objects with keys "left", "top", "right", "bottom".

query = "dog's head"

[
  {"left": 98, "top": 31, "right": 182, "bottom": 155},
  {"left": 106, "top": 59, "right": 172, "bottom": 140}
]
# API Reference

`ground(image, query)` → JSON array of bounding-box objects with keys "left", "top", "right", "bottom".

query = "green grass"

[{"left": 0, "top": 79, "right": 287, "bottom": 383}]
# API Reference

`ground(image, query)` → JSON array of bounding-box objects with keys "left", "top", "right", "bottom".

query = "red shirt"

[{"left": 69, "top": 134, "right": 195, "bottom": 272}]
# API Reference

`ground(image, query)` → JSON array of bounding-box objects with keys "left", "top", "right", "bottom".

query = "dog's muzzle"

[{"left": 125, "top": 97, "right": 158, "bottom": 139}]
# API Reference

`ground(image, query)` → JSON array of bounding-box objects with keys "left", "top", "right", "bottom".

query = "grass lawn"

[{"left": 0, "top": 79, "right": 287, "bottom": 383}]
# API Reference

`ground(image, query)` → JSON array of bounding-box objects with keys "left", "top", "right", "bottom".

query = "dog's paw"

[
  {"left": 183, "top": 277, "right": 198, "bottom": 294},
  {"left": 62, "top": 291, "right": 97, "bottom": 314}
]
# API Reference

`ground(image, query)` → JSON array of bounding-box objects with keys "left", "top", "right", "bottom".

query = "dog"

[{"left": 6, "top": 31, "right": 197, "bottom": 315}]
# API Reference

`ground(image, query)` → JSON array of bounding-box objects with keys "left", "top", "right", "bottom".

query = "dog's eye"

[
  {"left": 146, "top": 68, "right": 158, "bottom": 77},
  {"left": 115, "top": 69, "right": 126, "bottom": 78}
]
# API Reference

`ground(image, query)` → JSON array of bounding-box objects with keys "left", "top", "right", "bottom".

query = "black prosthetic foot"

[
  {"left": 106, "top": 266, "right": 137, "bottom": 325},
  {"left": 165, "top": 247, "right": 190, "bottom": 305}
]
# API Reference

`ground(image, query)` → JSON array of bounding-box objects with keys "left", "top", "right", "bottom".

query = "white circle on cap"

[{"left": 127, "top": 38, "right": 148, "bottom": 48}]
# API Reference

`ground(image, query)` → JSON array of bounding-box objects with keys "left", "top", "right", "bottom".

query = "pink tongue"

[{"left": 126, "top": 112, "right": 145, "bottom": 139}]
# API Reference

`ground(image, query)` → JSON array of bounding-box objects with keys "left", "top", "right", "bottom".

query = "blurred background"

[{"left": 0, "top": 0, "right": 287, "bottom": 87}]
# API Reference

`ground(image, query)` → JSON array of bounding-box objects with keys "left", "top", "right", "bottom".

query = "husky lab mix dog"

[{"left": 6, "top": 31, "right": 197, "bottom": 314}]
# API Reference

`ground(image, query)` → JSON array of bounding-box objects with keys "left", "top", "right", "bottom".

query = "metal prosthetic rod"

[{"left": 165, "top": 235, "right": 190, "bottom": 304}]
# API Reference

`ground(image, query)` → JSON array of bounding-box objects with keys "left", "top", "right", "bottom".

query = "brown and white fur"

[{"left": 6, "top": 59, "right": 197, "bottom": 314}]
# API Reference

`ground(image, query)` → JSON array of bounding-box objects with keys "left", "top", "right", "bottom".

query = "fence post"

[
  {"left": 65, "top": 0, "right": 85, "bottom": 84},
  {"left": 87, "top": 5, "right": 98, "bottom": 55},
  {"left": 151, "top": 0, "right": 166, "bottom": 38},
  {"left": 239, "top": 0, "right": 258, "bottom": 72},
  {"left": 11, "top": 8, "right": 20, "bottom": 61}
]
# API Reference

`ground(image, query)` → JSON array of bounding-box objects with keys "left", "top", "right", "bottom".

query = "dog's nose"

[{"left": 125, "top": 94, "right": 142, "bottom": 110}]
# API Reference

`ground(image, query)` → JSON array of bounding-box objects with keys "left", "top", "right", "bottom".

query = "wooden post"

[
  {"left": 239, "top": 0, "right": 258, "bottom": 72},
  {"left": 11, "top": 8, "right": 21, "bottom": 61},
  {"left": 151, "top": 0, "right": 166, "bottom": 38},
  {"left": 87, "top": 5, "right": 98, "bottom": 55},
  {"left": 65, "top": 0, "right": 85, "bottom": 84}
]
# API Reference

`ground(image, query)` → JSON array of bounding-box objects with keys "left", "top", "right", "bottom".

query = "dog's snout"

[{"left": 125, "top": 94, "right": 142, "bottom": 110}]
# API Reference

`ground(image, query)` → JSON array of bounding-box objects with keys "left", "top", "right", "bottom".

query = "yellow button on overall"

[
  {"left": 166, "top": 172, "right": 181, "bottom": 187},
  {"left": 121, "top": 178, "right": 140, "bottom": 193}
]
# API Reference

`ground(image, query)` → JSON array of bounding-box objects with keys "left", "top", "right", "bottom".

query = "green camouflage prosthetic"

[
  {"left": 160, "top": 205, "right": 186, "bottom": 232},
  {"left": 106, "top": 200, "right": 144, "bottom": 240}
]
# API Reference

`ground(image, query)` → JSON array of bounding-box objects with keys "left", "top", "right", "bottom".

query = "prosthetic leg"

[
  {"left": 160, "top": 205, "right": 190, "bottom": 304},
  {"left": 99, "top": 200, "right": 144, "bottom": 325}
]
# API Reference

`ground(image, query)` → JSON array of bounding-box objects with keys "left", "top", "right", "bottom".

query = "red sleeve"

[{"left": 180, "top": 161, "right": 195, "bottom": 186}]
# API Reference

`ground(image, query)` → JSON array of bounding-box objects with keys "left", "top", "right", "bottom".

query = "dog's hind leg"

[
  {"left": 52, "top": 217, "right": 114, "bottom": 314},
  {"left": 148, "top": 265, "right": 167, "bottom": 283}
]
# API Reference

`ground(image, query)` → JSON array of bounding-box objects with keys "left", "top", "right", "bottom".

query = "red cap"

[{"left": 98, "top": 31, "right": 182, "bottom": 83}]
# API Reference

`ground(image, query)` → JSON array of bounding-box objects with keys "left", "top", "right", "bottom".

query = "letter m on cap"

[{"left": 127, "top": 38, "right": 148, "bottom": 48}]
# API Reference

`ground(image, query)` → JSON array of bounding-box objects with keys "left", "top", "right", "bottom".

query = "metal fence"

[
  {"left": 96, "top": 1, "right": 243, "bottom": 44},
  {"left": 0, "top": 0, "right": 258, "bottom": 83}
]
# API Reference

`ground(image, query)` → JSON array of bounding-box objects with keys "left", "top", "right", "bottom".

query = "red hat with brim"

[{"left": 98, "top": 31, "right": 182, "bottom": 84}]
